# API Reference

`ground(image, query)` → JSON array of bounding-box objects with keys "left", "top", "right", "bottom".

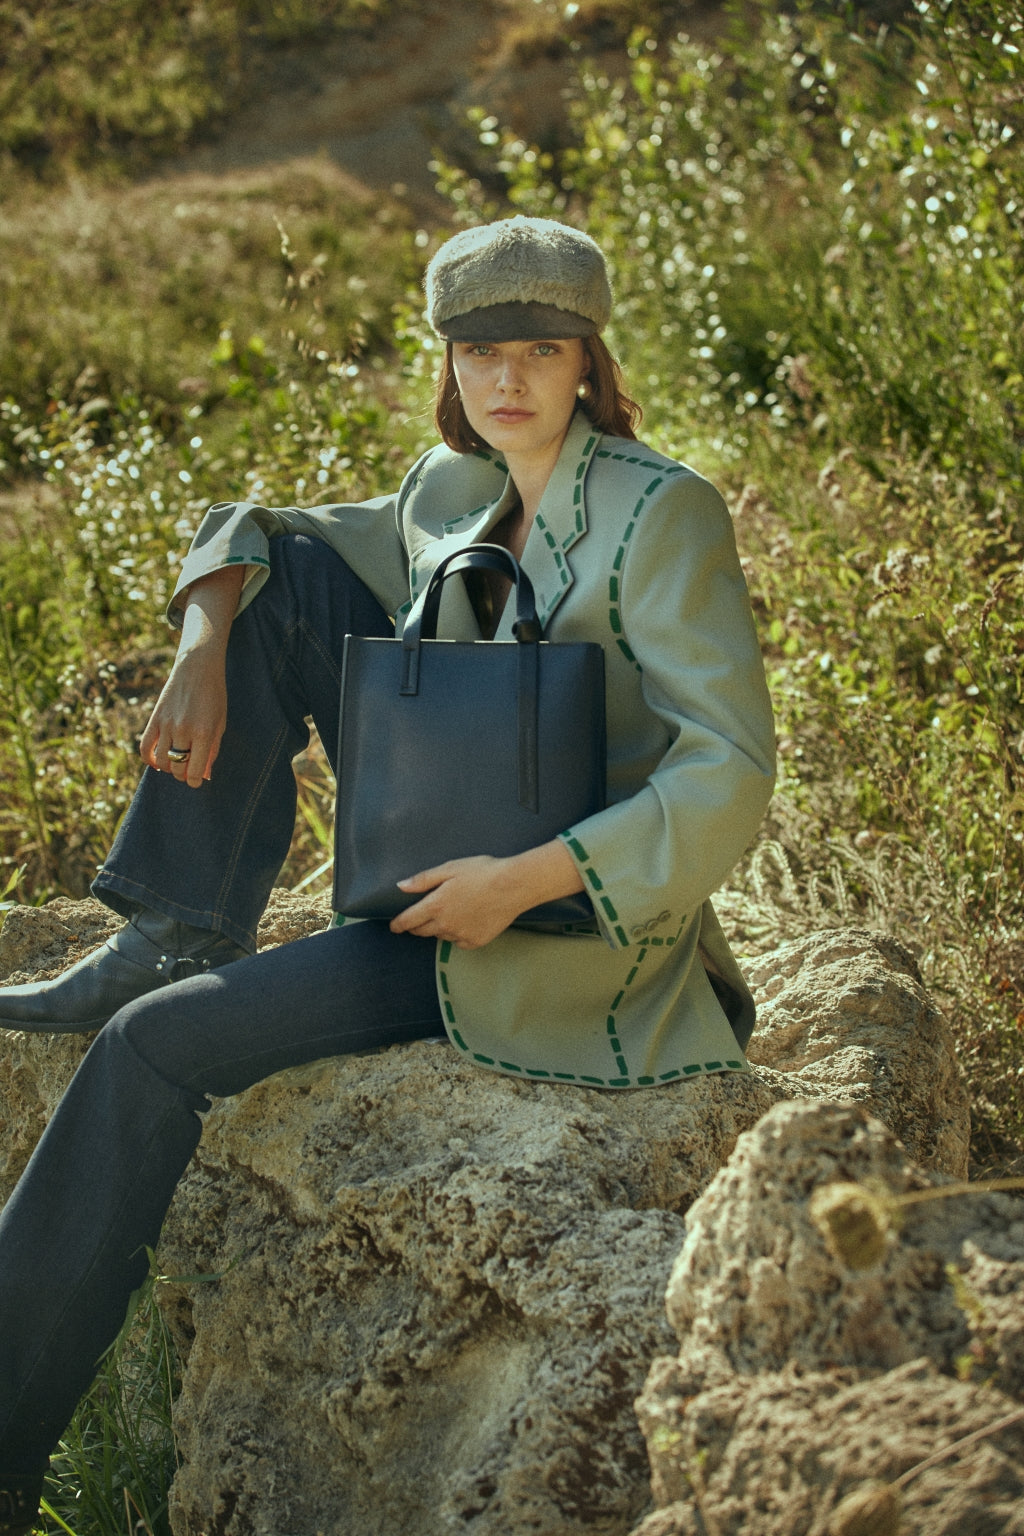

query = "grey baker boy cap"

[{"left": 424, "top": 216, "right": 613, "bottom": 342}]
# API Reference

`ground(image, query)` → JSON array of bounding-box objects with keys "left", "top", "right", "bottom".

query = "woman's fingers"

[{"left": 138, "top": 656, "right": 228, "bottom": 787}]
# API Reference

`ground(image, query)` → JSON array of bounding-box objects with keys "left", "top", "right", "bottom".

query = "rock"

[
  {"left": 0, "top": 902, "right": 973, "bottom": 1534},
  {"left": 0, "top": 896, "right": 120, "bottom": 983},
  {"left": 0, "top": 892, "right": 332, "bottom": 1204},
  {"left": 744, "top": 928, "right": 970, "bottom": 1178},
  {"left": 158, "top": 1044, "right": 733, "bottom": 1536},
  {"left": 632, "top": 1100, "right": 1024, "bottom": 1536}
]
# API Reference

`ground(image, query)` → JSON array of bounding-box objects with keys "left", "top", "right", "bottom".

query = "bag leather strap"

[{"left": 400, "top": 544, "right": 543, "bottom": 812}]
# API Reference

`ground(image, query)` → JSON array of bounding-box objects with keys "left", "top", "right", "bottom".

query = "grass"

[
  {"left": 37, "top": 1275, "right": 179, "bottom": 1536},
  {"left": 0, "top": 0, "right": 405, "bottom": 180}
]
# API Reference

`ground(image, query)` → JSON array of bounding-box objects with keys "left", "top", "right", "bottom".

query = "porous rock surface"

[
  {"left": 631, "top": 1099, "right": 1024, "bottom": 1536},
  {"left": 0, "top": 900, "right": 973, "bottom": 1534}
]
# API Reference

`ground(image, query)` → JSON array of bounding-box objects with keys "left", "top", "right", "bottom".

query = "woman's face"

[{"left": 452, "top": 338, "right": 588, "bottom": 469}]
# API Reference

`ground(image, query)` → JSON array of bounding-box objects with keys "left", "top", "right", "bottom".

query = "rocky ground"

[{"left": 4, "top": 895, "right": 1020, "bottom": 1535}]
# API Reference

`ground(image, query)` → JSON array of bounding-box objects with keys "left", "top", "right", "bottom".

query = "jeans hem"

[{"left": 91, "top": 872, "right": 258, "bottom": 954}]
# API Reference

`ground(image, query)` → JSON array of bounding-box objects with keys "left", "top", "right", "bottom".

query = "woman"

[{"left": 0, "top": 217, "right": 774, "bottom": 1532}]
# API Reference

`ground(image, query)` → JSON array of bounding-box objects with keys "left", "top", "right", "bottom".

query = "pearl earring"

[{"left": 577, "top": 380, "right": 592, "bottom": 400}]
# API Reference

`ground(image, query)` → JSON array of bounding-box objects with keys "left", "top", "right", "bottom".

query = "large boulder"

[
  {"left": 632, "top": 1099, "right": 1024, "bottom": 1536},
  {"left": 0, "top": 900, "right": 973, "bottom": 1534},
  {"left": 157, "top": 1040, "right": 772, "bottom": 1536}
]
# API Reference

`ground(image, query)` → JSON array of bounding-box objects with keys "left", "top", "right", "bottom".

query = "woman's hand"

[
  {"left": 139, "top": 649, "right": 228, "bottom": 788},
  {"left": 138, "top": 564, "right": 246, "bottom": 788},
  {"left": 390, "top": 839, "right": 585, "bottom": 950}
]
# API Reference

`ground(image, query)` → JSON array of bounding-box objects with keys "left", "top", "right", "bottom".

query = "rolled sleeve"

[{"left": 166, "top": 493, "right": 413, "bottom": 629}]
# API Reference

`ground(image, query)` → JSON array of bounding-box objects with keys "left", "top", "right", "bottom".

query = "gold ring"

[{"left": 167, "top": 747, "right": 191, "bottom": 764}]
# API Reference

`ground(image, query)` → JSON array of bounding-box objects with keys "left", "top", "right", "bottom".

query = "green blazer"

[{"left": 171, "top": 411, "right": 776, "bottom": 1089}]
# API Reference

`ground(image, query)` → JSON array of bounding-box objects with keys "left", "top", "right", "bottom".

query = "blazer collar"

[{"left": 408, "top": 411, "right": 603, "bottom": 639}]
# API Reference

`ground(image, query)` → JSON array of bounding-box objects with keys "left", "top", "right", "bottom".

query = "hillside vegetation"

[
  {"left": 2, "top": 0, "right": 1021, "bottom": 1146},
  {"left": 1, "top": 4, "right": 1023, "bottom": 1521}
]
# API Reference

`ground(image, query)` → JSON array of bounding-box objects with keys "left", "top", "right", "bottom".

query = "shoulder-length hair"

[{"left": 433, "top": 335, "right": 642, "bottom": 453}]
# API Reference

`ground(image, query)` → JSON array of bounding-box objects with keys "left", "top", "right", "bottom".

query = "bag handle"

[
  {"left": 403, "top": 543, "right": 543, "bottom": 651},
  {"left": 400, "top": 543, "right": 543, "bottom": 812}
]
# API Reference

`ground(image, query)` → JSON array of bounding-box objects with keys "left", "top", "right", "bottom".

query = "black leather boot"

[
  {"left": 0, "top": 910, "right": 248, "bottom": 1034},
  {"left": 0, "top": 1476, "right": 41, "bottom": 1535}
]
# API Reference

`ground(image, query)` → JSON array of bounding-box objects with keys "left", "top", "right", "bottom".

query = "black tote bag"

[{"left": 332, "top": 544, "right": 606, "bottom": 927}]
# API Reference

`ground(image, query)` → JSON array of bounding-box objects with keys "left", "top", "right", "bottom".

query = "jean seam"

[{"left": 212, "top": 615, "right": 301, "bottom": 921}]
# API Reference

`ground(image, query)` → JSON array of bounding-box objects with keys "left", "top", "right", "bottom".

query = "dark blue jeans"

[{"left": 0, "top": 538, "right": 444, "bottom": 1477}]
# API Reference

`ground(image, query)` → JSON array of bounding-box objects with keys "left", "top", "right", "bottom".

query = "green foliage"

[
  {"left": 0, "top": 0, "right": 400, "bottom": 178},
  {"left": 0, "top": 360, "right": 428, "bottom": 899},
  {"left": 0, "top": 167, "right": 418, "bottom": 451}
]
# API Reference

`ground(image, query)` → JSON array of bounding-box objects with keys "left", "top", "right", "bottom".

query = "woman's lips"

[{"left": 489, "top": 408, "right": 534, "bottom": 423}]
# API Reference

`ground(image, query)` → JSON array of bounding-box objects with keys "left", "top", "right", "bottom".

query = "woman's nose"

[{"left": 496, "top": 359, "right": 525, "bottom": 392}]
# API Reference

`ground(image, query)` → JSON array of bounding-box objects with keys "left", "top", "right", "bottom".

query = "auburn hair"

[{"left": 433, "top": 335, "right": 642, "bottom": 452}]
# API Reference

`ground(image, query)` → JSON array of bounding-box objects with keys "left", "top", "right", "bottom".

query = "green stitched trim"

[
  {"left": 605, "top": 1015, "right": 627, "bottom": 1078},
  {"left": 566, "top": 436, "right": 596, "bottom": 542},
  {"left": 598, "top": 895, "right": 630, "bottom": 947},
  {"left": 457, "top": 1058, "right": 745, "bottom": 1086},
  {"left": 227, "top": 553, "right": 269, "bottom": 566},
  {"left": 437, "top": 895, "right": 745, "bottom": 1086},
  {"left": 534, "top": 512, "right": 572, "bottom": 590},
  {"left": 441, "top": 500, "right": 494, "bottom": 535},
  {"left": 602, "top": 943, "right": 650, "bottom": 1080},
  {"left": 607, "top": 478, "right": 669, "bottom": 672},
  {"left": 471, "top": 449, "right": 508, "bottom": 472},
  {"left": 595, "top": 448, "right": 688, "bottom": 475}
]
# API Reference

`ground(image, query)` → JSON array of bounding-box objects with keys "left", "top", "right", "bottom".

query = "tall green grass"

[{"left": 38, "top": 1276, "right": 178, "bottom": 1536}]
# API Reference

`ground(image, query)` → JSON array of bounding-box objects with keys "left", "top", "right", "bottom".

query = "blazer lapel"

[
  {"left": 405, "top": 411, "right": 603, "bottom": 640},
  {"left": 494, "top": 411, "right": 602, "bottom": 637},
  {"left": 407, "top": 473, "right": 520, "bottom": 639}
]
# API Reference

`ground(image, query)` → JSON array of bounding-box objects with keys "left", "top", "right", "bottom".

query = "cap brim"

[{"left": 437, "top": 301, "right": 597, "bottom": 342}]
